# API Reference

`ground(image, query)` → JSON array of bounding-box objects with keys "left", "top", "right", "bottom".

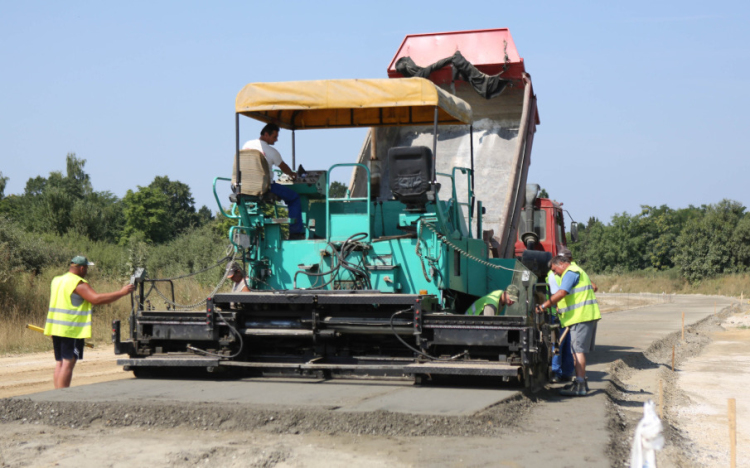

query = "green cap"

[
  {"left": 71, "top": 256, "right": 95, "bottom": 266},
  {"left": 505, "top": 285, "right": 520, "bottom": 302}
]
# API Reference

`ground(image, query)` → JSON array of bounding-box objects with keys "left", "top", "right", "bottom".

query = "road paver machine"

[{"left": 115, "top": 29, "right": 555, "bottom": 387}]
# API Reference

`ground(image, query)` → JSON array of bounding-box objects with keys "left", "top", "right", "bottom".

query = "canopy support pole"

[
  {"left": 470, "top": 124, "right": 475, "bottom": 222},
  {"left": 235, "top": 113, "right": 241, "bottom": 189},
  {"left": 292, "top": 129, "right": 296, "bottom": 170},
  {"left": 432, "top": 106, "right": 438, "bottom": 183}
]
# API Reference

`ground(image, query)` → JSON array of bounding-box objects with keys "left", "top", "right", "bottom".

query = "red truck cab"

[
  {"left": 514, "top": 184, "right": 578, "bottom": 277},
  {"left": 515, "top": 197, "right": 568, "bottom": 258}
]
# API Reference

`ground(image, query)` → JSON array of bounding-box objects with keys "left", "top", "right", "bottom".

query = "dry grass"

[
  {"left": 0, "top": 269, "right": 228, "bottom": 356},
  {"left": 591, "top": 270, "right": 750, "bottom": 297}
]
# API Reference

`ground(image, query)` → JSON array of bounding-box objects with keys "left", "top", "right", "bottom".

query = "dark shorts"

[
  {"left": 52, "top": 336, "right": 85, "bottom": 361},
  {"left": 570, "top": 320, "right": 599, "bottom": 354}
]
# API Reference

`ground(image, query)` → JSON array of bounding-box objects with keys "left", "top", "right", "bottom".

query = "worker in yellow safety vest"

[
  {"left": 44, "top": 256, "right": 135, "bottom": 389},
  {"left": 466, "top": 285, "right": 520, "bottom": 316},
  {"left": 536, "top": 255, "right": 601, "bottom": 397}
]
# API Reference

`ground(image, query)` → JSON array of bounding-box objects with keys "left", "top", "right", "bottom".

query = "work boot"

[
  {"left": 559, "top": 380, "right": 587, "bottom": 396},
  {"left": 561, "top": 376, "right": 588, "bottom": 391}
]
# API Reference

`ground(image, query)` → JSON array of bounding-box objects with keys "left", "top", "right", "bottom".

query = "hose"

[
  {"left": 293, "top": 232, "right": 371, "bottom": 290},
  {"left": 389, "top": 310, "right": 466, "bottom": 362}
]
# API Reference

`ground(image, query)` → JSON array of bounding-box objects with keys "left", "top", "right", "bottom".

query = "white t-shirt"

[{"left": 242, "top": 139, "right": 283, "bottom": 170}]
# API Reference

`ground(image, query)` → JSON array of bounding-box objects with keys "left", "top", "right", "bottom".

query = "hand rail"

[
  {"left": 326, "top": 163, "right": 370, "bottom": 241},
  {"left": 435, "top": 168, "right": 474, "bottom": 238},
  {"left": 213, "top": 177, "right": 239, "bottom": 219},
  {"left": 452, "top": 167, "right": 474, "bottom": 238}
]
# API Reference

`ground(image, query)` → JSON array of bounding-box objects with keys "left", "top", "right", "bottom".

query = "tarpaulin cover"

[
  {"left": 235, "top": 78, "right": 472, "bottom": 129},
  {"left": 395, "top": 51, "right": 511, "bottom": 99}
]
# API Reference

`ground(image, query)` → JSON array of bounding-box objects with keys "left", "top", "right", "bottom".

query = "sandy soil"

[
  {"left": 670, "top": 312, "right": 750, "bottom": 467},
  {"left": 606, "top": 303, "right": 748, "bottom": 467},
  {"left": 0, "top": 347, "right": 130, "bottom": 399}
]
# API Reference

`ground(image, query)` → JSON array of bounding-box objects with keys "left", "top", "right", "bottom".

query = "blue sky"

[{"left": 1, "top": 1, "right": 748, "bottom": 224}]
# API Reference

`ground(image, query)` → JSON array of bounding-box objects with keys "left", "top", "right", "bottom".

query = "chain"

[
  {"left": 151, "top": 250, "right": 237, "bottom": 310},
  {"left": 415, "top": 228, "right": 432, "bottom": 283},
  {"left": 420, "top": 221, "right": 526, "bottom": 273},
  {"left": 151, "top": 247, "right": 234, "bottom": 281}
]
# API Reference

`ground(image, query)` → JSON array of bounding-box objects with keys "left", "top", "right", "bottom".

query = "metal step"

[
  {"left": 117, "top": 356, "right": 220, "bottom": 367},
  {"left": 403, "top": 362, "right": 521, "bottom": 377}
]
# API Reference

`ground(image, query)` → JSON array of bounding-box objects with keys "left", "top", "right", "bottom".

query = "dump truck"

[{"left": 114, "top": 28, "right": 561, "bottom": 387}]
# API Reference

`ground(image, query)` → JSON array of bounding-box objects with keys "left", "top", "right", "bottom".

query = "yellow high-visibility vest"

[
  {"left": 467, "top": 290, "right": 505, "bottom": 316},
  {"left": 44, "top": 272, "right": 92, "bottom": 339},
  {"left": 556, "top": 263, "right": 601, "bottom": 327},
  {"left": 548, "top": 261, "right": 579, "bottom": 314}
]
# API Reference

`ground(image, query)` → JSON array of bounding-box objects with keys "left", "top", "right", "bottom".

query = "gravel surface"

[
  {"left": 605, "top": 303, "right": 737, "bottom": 466},
  {"left": 0, "top": 392, "right": 535, "bottom": 438}
]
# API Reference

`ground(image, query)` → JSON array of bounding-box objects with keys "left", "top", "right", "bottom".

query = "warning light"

[{"left": 419, "top": 290, "right": 428, "bottom": 295}]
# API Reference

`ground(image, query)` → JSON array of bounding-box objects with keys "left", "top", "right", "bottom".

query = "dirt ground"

[
  {"left": 0, "top": 347, "right": 130, "bottom": 400},
  {"left": 607, "top": 302, "right": 749, "bottom": 467}
]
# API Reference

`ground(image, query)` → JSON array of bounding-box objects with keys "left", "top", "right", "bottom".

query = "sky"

[{"left": 1, "top": 1, "right": 748, "bottom": 225}]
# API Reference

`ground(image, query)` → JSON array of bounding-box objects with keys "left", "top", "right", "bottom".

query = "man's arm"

[
  {"left": 278, "top": 162, "right": 297, "bottom": 180},
  {"left": 75, "top": 282, "right": 135, "bottom": 306},
  {"left": 536, "top": 290, "right": 568, "bottom": 313}
]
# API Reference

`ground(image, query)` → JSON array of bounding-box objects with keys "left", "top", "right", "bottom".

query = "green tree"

[
  {"left": 197, "top": 205, "right": 214, "bottom": 225},
  {"left": 148, "top": 176, "right": 200, "bottom": 234},
  {"left": 0, "top": 172, "right": 7, "bottom": 200},
  {"left": 538, "top": 188, "right": 549, "bottom": 199},
  {"left": 121, "top": 186, "right": 170, "bottom": 244},
  {"left": 733, "top": 214, "right": 750, "bottom": 272},
  {"left": 329, "top": 181, "right": 348, "bottom": 198},
  {"left": 6, "top": 153, "right": 120, "bottom": 239},
  {"left": 675, "top": 199, "right": 746, "bottom": 282}
]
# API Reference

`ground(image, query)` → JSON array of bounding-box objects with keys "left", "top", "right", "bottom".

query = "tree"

[
  {"left": 148, "top": 176, "right": 200, "bottom": 235},
  {"left": 539, "top": 188, "right": 549, "bottom": 199},
  {"left": 121, "top": 186, "right": 171, "bottom": 244},
  {"left": 197, "top": 205, "right": 214, "bottom": 225},
  {"left": 675, "top": 199, "right": 746, "bottom": 282},
  {"left": 329, "top": 181, "right": 347, "bottom": 198},
  {"left": 0, "top": 172, "right": 7, "bottom": 200},
  {"left": 7, "top": 153, "right": 115, "bottom": 238}
]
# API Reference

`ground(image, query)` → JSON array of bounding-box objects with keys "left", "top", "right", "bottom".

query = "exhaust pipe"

[{"left": 520, "top": 184, "right": 540, "bottom": 250}]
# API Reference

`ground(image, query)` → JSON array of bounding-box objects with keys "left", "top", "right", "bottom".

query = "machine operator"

[{"left": 242, "top": 123, "right": 304, "bottom": 239}]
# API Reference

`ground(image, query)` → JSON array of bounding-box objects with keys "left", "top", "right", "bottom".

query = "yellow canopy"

[{"left": 235, "top": 78, "right": 472, "bottom": 129}]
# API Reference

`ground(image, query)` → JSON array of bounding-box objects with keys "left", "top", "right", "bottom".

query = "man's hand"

[
  {"left": 535, "top": 304, "right": 546, "bottom": 314},
  {"left": 121, "top": 284, "right": 136, "bottom": 295}
]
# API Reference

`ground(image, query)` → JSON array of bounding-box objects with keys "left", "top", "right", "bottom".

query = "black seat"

[{"left": 387, "top": 146, "right": 433, "bottom": 211}]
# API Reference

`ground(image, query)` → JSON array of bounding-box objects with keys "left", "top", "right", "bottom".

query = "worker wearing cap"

[
  {"left": 536, "top": 255, "right": 601, "bottom": 396},
  {"left": 466, "top": 285, "right": 519, "bottom": 316},
  {"left": 548, "top": 248, "right": 576, "bottom": 383},
  {"left": 241, "top": 123, "right": 304, "bottom": 239},
  {"left": 44, "top": 256, "right": 135, "bottom": 389},
  {"left": 226, "top": 262, "right": 250, "bottom": 293}
]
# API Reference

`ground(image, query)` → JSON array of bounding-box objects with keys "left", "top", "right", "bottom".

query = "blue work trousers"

[
  {"left": 551, "top": 326, "right": 575, "bottom": 378},
  {"left": 270, "top": 182, "right": 303, "bottom": 234}
]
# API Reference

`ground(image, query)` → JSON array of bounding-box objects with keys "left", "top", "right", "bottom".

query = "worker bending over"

[{"left": 466, "top": 285, "right": 519, "bottom": 316}]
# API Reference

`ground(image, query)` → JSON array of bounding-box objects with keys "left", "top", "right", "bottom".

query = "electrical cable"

[
  {"left": 187, "top": 309, "right": 244, "bottom": 359},
  {"left": 389, "top": 309, "right": 466, "bottom": 362},
  {"left": 293, "top": 232, "right": 371, "bottom": 290}
]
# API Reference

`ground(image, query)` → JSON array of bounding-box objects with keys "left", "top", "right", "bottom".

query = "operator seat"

[
  {"left": 231, "top": 149, "right": 271, "bottom": 200},
  {"left": 387, "top": 146, "right": 434, "bottom": 211}
]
